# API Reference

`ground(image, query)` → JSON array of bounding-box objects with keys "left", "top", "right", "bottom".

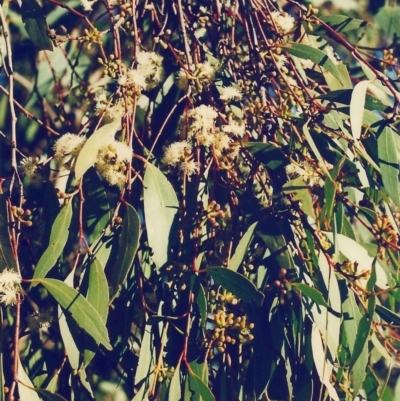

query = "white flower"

[
  {"left": 271, "top": 11, "right": 295, "bottom": 34},
  {"left": 197, "top": 62, "right": 215, "bottom": 81},
  {"left": 95, "top": 140, "right": 131, "bottom": 188},
  {"left": 188, "top": 105, "right": 218, "bottom": 133},
  {"left": 0, "top": 269, "right": 21, "bottom": 291},
  {"left": 222, "top": 120, "right": 246, "bottom": 137},
  {"left": 19, "top": 157, "right": 39, "bottom": 178},
  {"left": 274, "top": 54, "right": 288, "bottom": 70},
  {"left": 180, "top": 160, "right": 199, "bottom": 178},
  {"left": 0, "top": 288, "right": 17, "bottom": 306},
  {"left": 162, "top": 141, "right": 192, "bottom": 166},
  {"left": 219, "top": 86, "right": 242, "bottom": 101},
  {"left": 214, "top": 132, "right": 232, "bottom": 152},
  {"left": 137, "top": 51, "right": 165, "bottom": 89},
  {"left": 176, "top": 68, "right": 190, "bottom": 90},
  {"left": 111, "top": 140, "right": 132, "bottom": 162},
  {"left": 126, "top": 69, "right": 148, "bottom": 91},
  {"left": 53, "top": 134, "right": 87, "bottom": 159}
]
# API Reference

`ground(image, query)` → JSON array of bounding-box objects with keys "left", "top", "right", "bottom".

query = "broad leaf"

[
  {"left": 350, "top": 80, "right": 371, "bottom": 140},
  {"left": 281, "top": 42, "right": 341, "bottom": 80},
  {"left": 143, "top": 163, "right": 179, "bottom": 269},
  {"left": 0, "top": 194, "right": 17, "bottom": 271},
  {"left": 75, "top": 119, "right": 121, "bottom": 180},
  {"left": 21, "top": 0, "right": 53, "bottom": 51},
  {"left": 311, "top": 324, "right": 339, "bottom": 401},
  {"left": 17, "top": 355, "right": 41, "bottom": 401},
  {"left": 378, "top": 126, "right": 400, "bottom": 206},
  {"left": 208, "top": 267, "right": 264, "bottom": 305},
  {"left": 109, "top": 203, "right": 140, "bottom": 301},
  {"left": 228, "top": 222, "right": 258, "bottom": 271},
  {"left": 37, "top": 278, "right": 112, "bottom": 350},
  {"left": 83, "top": 168, "right": 111, "bottom": 244},
  {"left": 282, "top": 177, "right": 315, "bottom": 219},
  {"left": 31, "top": 200, "right": 73, "bottom": 286}
]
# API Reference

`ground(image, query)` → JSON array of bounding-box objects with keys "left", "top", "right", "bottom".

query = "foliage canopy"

[{"left": 1, "top": 0, "right": 400, "bottom": 400}]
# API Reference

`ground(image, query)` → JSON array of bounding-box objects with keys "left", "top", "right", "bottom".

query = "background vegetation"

[{"left": 1, "top": 0, "right": 400, "bottom": 400}]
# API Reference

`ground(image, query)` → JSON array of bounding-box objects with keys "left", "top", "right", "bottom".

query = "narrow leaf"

[
  {"left": 0, "top": 194, "right": 17, "bottom": 271},
  {"left": 168, "top": 358, "right": 182, "bottom": 401},
  {"left": 208, "top": 267, "right": 264, "bottom": 305},
  {"left": 350, "top": 80, "right": 371, "bottom": 140},
  {"left": 188, "top": 370, "right": 215, "bottom": 401},
  {"left": 293, "top": 283, "right": 331, "bottom": 311},
  {"left": 109, "top": 203, "right": 140, "bottom": 301},
  {"left": 378, "top": 126, "right": 400, "bottom": 206},
  {"left": 37, "top": 278, "right": 112, "bottom": 350},
  {"left": 31, "top": 200, "right": 73, "bottom": 286},
  {"left": 143, "top": 163, "right": 179, "bottom": 269},
  {"left": 281, "top": 42, "right": 341, "bottom": 80},
  {"left": 35, "top": 389, "right": 69, "bottom": 401},
  {"left": 135, "top": 324, "right": 155, "bottom": 384},
  {"left": 303, "top": 122, "right": 331, "bottom": 178},
  {"left": 17, "top": 355, "right": 41, "bottom": 401},
  {"left": 83, "top": 168, "right": 111, "bottom": 244},
  {"left": 21, "top": 0, "right": 53, "bottom": 51},
  {"left": 75, "top": 119, "right": 121, "bottom": 180},
  {"left": 282, "top": 177, "right": 315, "bottom": 219},
  {"left": 228, "top": 222, "right": 258, "bottom": 271},
  {"left": 311, "top": 325, "right": 339, "bottom": 401}
]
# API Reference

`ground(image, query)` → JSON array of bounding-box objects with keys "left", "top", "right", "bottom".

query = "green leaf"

[
  {"left": 168, "top": 358, "right": 182, "bottom": 401},
  {"left": 188, "top": 369, "right": 215, "bottom": 401},
  {"left": 318, "top": 90, "right": 391, "bottom": 113},
  {"left": 375, "top": 304, "right": 400, "bottom": 325},
  {"left": 21, "top": 0, "right": 53, "bottom": 51},
  {"left": 281, "top": 42, "right": 341, "bottom": 80},
  {"left": 350, "top": 80, "right": 371, "bottom": 140},
  {"left": 192, "top": 277, "right": 207, "bottom": 329},
  {"left": 75, "top": 119, "right": 121, "bottom": 180},
  {"left": 83, "top": 257, "right": 110, "bottom": 368},
  {"left": 351, "top": 313, "right": 371, "bottom": 395},
  {"left": 31, "top": 200, "right": 73, "bottom": 287},
  {"left": 282, "top": 177, "right": 315, "bottom": 219},
  {"left": 135, "top": 324, "right": 156, "bottom": 385},
  {"left": 308, "top": 15, "right": 368, "bottom": 35},
  {"left": 58, "top": 275, "right": 81, "bottom": 370},
  {"left": 83, "top": 168, "right": 111, "bottom": 244},
  {"left": 378, "top": 126, "right": 400, "bottom": 206},
  {"left": 292, "top": 283, "right": 331, "bottom": 311},
  {"left": 37, "top": 278, "right": 112, "bottom": 350},
  {"left": 143, "top": 163, "right": 179, "bottom": 269},
  {"left": 86, "top": 258, "right": 109, "bottom": 322},
  {"left": 35, "top": 389, "right": 69, "bottom": 401},
  {"left": 244, "top": 142, "right": 288, "bottom": 169},
  {"left": 17, "top": 355, "right": 41, "bottom": 401},
  {"left": 311, "top": 325, "right": 339, "bottom": 401},
  {"left": 0, "top": 194, "right": 17, "bottom": 271},
  {"left": 208, "top": 267, "right": 264, "bottom": 305},
  {"left": 302, "top": 122, "right": 331, "bottom": 179},
  {"left": 109, "top": 203, "right": 140, "bottom": 301},
  {"left": 228, "top": 222, "right": 257, "bottom": 271}
]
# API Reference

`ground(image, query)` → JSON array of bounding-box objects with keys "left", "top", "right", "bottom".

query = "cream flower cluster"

[
  {"left": 117, "top": 51, "right": 165, "bottom": 94},
  {"left": 0, "top": 269, "right": 22, "bottom": 306},
  {"left": 53, "top": 133, "right": 87, "bottom": 169},
  {"left": 95, "top": 140, "right": 132, "bottom": 188},
  {"left": 176, "top": 62, "right": 216, "bottom": 91},
  {"left": 163, "top": 104, "right": 245, "bottom": 177},
  {"left": 270, "top": 11, "right": 295, "bottom": 34},
  {"left": 285, "top": 161, "right": 332, "bottom": 188},
  {"left": 19, "top": 157, "right": 43, "bottom": 188}
]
